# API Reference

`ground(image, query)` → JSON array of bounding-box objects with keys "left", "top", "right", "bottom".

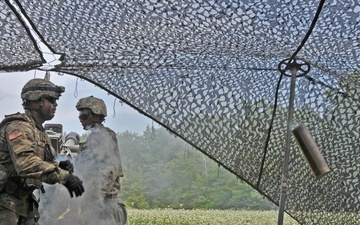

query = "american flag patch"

[{"left": 9, "top": 130, "right": 23, "bottom": 140}]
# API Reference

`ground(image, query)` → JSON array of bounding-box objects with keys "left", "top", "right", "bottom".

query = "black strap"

[{"left": 21, "top": 86, "right": 64, "bottom": 94}]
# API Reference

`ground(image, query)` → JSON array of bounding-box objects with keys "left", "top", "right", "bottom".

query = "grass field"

[{"left": 127, "top": 209, "right": 299, "bottom": 225}]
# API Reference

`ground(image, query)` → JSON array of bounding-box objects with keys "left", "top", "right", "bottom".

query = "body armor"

[{"left": 0, "top": 112, "right": 60, "bottom": 217}]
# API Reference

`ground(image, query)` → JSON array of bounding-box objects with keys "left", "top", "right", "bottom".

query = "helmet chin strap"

[
  {"left": 23, "top": 99, "right": 44, "bottom": 112},
  {"left": 86, "top": 114, "right": 96, "bottom": 128},
  {"left": 88, "top": 115, "right": 104, "bottom": 128}
]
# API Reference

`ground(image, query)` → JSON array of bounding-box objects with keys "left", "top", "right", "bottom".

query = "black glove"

[
  {"left": 59, "top": 160, "right": 74, "bottom": 174},
  {"left": 64, "top": 174, "right": 85, "bottom": 198}
]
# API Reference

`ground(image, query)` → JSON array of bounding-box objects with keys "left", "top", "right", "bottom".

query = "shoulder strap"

[{"left": 0, "top": 113, "right": 31, "bottom": 128}]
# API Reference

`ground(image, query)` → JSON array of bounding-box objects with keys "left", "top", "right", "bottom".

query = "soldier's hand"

[
  {"left": 59, "top": 160, "right": 74, "bottom": 174},
  {"left": 64, "top": 174, "right": 85, "bottom": 198}
]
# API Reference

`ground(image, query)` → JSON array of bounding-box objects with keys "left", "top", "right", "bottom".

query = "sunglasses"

[
  {"left": 43, "top": 97, "right": 57, "bottom": 104},
  {"left": 78, "top": 114, "right": 90, "bottom": 120}
]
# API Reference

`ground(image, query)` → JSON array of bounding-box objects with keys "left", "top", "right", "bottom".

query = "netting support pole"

[{"left": 277, "top": 63, "right": 298, "bottom": 225}]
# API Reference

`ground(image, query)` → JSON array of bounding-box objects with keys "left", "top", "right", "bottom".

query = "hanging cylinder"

[{"left": 292, "top": 124, "right": 331, "bottom": 178}]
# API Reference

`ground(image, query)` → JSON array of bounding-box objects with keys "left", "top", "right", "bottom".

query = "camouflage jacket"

[
  {"left": 0, "top": 111, "right": 69, "bottom": 217},
  {"left": 76, "top": 124, "right": 123, "bottom": 198}
]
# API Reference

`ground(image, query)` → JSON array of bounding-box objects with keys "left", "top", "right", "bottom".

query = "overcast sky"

[{"left": 0, "top": 70, "right": 154, "bottom": 135}]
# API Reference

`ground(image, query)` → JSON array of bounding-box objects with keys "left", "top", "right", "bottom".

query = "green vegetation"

[
  {"left": 77, "top": 125, "right": 300, "bottom": 223},
  {"left": 116, "top": 126, "right": 276, "bottom": 211},
  {"left": 127, "top": 209, "right": 299, "bottom": 225}
]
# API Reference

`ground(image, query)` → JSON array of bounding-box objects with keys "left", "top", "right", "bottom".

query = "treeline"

[{"left": 116, "top": 126, "right": 276, "bottom": 211}]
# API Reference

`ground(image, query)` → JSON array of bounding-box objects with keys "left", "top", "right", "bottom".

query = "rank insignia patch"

[{"left": 9, "top": 130, "right": 23, "bottom": 140}]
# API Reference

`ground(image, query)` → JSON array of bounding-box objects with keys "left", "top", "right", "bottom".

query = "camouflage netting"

[{"left": 1, "top": 0, "right": 359, "bottom": 224}]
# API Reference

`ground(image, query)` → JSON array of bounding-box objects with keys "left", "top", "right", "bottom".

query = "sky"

[{"left": 0, "top": 70, "right": 155, "bottom": 135}]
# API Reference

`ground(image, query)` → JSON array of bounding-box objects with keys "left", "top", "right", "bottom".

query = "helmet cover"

[
  {"left": 21, "top": 78, "right": 65, "bottom": 101},
  {"left": 76, "top": 96, "right": 107, "bottom": 117}
]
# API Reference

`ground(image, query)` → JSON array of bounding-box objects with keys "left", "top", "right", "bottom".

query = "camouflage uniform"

[
  {"left": 0, "top": 78, "right": 84, "bottom": 225},
  {"left": 0, "top": 111, "right": 69, "bottom": 224},
  {"left": 78, "top": 125, "right": 123, "bottom": 195},
  {"left": 75, "top": 96, "right": 127, "bottom": 225}
]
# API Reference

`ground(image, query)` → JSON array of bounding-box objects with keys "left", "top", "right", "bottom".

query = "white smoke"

[{"left": 38, "top": 126, "right": 122, "bottom": 225}]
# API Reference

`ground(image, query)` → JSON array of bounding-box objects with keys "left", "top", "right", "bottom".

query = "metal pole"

[{"left": 277, "top": 64, "right": 298, "bottom": 225}]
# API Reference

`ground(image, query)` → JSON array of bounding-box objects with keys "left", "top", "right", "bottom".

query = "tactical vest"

[{"left": 0, "top": 112, "right": 55, "bottom": 193}]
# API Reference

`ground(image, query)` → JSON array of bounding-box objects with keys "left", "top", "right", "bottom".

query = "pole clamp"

[{"left": 278, "top": 58, "right": 310, "bottom": 77}]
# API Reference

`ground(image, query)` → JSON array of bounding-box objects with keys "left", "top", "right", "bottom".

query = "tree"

[{"left": 118, "top": 126, "right": 276, "bottom": 210}]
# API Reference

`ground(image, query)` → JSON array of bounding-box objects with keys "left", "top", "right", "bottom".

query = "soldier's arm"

[{"left": 5, "top": 122, "right": 68, "bottom": 185}]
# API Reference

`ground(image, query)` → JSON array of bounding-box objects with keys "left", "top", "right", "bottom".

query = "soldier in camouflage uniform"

[
  {"left": 75, "top": 96, "right": 127, "bottom": 225},
  {"left": 0, "top": 77, "right": 85, "bottom": 225}
]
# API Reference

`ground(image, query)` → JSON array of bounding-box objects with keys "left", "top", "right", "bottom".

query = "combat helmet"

[
  {"left": 21, "top": 78, "right": 65, "bottom": 101},
  {"left": 76, "top": 96, "right": 107, "bottom": 117}
]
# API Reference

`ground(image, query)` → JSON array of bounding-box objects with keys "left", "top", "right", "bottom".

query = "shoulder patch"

[{"left": 9, "top": 130, "right": 23, "bottom": 140}]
